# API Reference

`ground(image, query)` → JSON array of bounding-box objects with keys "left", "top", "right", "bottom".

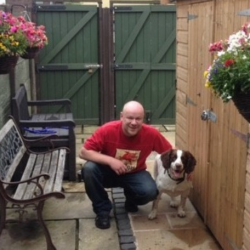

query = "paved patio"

[{"left": 0, "top": 125, "right": 223, "bottom": 250}]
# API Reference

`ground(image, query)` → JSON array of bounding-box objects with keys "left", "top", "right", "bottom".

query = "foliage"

[{"left": 204, "top": 23, "right": 250, "bottom": 102}]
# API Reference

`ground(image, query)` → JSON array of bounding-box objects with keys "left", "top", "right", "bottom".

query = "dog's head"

[{"left": 160, "top": 149, "right": 196, "bottom": 178}]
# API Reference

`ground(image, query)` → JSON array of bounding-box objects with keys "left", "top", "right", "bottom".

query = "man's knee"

[{"left": 82, "top": 161, "right": 98, "bottom": 180}]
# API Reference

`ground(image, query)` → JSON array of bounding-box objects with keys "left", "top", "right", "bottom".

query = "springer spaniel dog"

[{"left": 148, "top": 149, "right": 196, "bottom": 219}]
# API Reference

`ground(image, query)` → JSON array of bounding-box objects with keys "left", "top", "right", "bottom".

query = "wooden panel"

[
  {"left": 177, "top": 43, "right": 188, "bottom": 57},
  {"left": 176, "top": 67, "right": 188, "bottom": 81},
  {"left": 244, "top": 210, "right": 250, "bottom": 234},
  {"left": 176, "top": 0, "right": 250, "bottom": 250},
  {"left": 208, "top": 1, "right": 249, "bottom": 249},
  {"left": 36, "top": 4, "right": 100, "bottom": 125},
  {"left": 114, "top": 5, "right": 176, "bottom": 124},
  {"left": 176, "top": 54, "right": 187, "bottom": 69},
  {"left": 243, "top": 228, "right": 250, "bottom": 250},
  {"left": 177, "top": 78, "right": 187, "bottom": 93},
  {"left": 176, "top": 18, "right": 188, "bottom": 30},
  {"left": 186, "top": 1, "right": 213, "bottom": 220}
]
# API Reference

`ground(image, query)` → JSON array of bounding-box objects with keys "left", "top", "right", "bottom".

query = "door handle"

[{"left": 201, "top": 110, "right": 217, "bottom": 122}]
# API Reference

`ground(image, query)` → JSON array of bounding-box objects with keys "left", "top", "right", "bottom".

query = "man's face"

[{"left": 120, "top": 110, "right": 144, "bottom": 137}]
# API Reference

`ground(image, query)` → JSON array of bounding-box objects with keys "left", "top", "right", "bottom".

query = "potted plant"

[
  {"left": 18, "top": 17, "right": 48, "bottom": 59},
  {"left": 204, "top": 22, "right": 250, "bottom": 123},
  {"left": 0, "top": 10, "right": 28, "bottom": 73}
]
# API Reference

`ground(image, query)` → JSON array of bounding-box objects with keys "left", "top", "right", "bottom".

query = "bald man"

[{"left": 79, "top": 101, "right": 172, "bottom": 229}]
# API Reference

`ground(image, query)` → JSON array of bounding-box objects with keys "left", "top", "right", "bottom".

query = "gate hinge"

[
  {"left": 187, "top": 13, "right": 198, "bottom": 21},
  {"left": 238, "top": 9, "right": 250, "bottom": 16},
  {"left": 35, "top": 4, "right": 66, "bottom": 12},
  {"left": 112, "top": 6, "right": 132, "bottom": 11}
]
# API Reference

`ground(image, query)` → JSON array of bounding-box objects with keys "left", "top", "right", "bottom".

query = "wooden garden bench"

[
  {"left": 0, "top": 117, "right": 68, "bottom": 250},
  {"left": 12, "top": 83, "right": 76, "bottom": 181}
]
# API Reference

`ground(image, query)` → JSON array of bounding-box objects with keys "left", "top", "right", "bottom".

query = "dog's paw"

[
  {"left": 177, "top": 208, "right": 186, "bottom": 218},
  {"left": 170, "top": 201, "right": 178, "bottom": 208},
  {"left": 148, "top": 210, "right": 157, "bottom": 220}
]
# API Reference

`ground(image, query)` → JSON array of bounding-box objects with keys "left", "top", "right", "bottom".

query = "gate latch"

[{"left": 86, "top": 64, "right": 103, "bottom": 74}]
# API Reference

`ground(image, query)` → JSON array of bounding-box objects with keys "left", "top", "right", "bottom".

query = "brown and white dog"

[{"left": 148, "top": 149, "right": 196, "bottom": 219}]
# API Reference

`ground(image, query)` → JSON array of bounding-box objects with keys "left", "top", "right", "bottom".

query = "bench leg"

[
  {"left": 0, "top": 195, "right": 6, "bottom": 234},
  {"left": 37, "top": 201, "right": 56, "bottom": 250},
  {"left": 69, "top": 129, "right": 76, "bottom": 181}
]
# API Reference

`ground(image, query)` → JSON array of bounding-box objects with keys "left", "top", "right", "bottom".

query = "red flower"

[{"left": 224, "top": 59, "right": 234, "bottom": 67}]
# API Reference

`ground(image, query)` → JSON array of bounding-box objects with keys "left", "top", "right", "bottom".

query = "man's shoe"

[
  {"left": 95, "top": 214, "right": 110, "bottom": 229},
  {"left": 125, "top": 200, "right": 138, "bottom": 213}
]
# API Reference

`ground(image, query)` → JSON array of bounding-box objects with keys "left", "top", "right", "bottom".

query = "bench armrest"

[
  {"left": 19, "top": 119, "right": 75, "bottom": 127},
  {"left": 1, "top": 173, "right": 50, "bottom": 186},
  {"left": 27, "top": 99, "right": 71, "bottom": 112},
  {"left": 1, "top": 174, "right": 65, "bottom": 202}
]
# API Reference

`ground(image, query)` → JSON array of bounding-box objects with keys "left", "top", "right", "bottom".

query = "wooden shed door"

[
  {"left": 35, "top": 4, "right": 100, "bottom": 125},
  {"left": 187, "top": 2, "right": 247, "bottom": 250},
  {"left": 113, "top": 4, "right": 176, "bottom": 124},
  {"left": 187, "top": 1, "right": 212, "bottom": 220}
]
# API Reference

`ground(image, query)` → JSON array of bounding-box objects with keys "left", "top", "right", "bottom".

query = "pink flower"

[{"left": 209, "top": 41, "right": 224, "bottom": 52}]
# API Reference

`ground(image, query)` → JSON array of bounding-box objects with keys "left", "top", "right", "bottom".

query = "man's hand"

[{"left": 109, "top": 158, "right": 128, "bottom": 175}]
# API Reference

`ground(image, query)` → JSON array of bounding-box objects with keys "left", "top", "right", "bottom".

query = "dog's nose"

[{"left": 175, "top": 164, "right": 183, "bottom": 170}]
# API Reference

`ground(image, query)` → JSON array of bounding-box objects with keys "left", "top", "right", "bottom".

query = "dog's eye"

[{"left": 171, "top": 155, "right": 177, "bottom": 161}]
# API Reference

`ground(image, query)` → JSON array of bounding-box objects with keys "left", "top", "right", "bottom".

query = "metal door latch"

[{"left": 201, "top": 110, "right": 217, "bottom": 122}]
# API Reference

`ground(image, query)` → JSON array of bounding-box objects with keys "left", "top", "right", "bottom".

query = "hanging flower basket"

[
  {"left": 232, "top": 91, "right": 250, "bottom": 123},
  {"left": 21, "top": 46, "right": 40, "bottom": 59},
  {"left": 0, "top": 55, "right": 19, "bottom": 74}
]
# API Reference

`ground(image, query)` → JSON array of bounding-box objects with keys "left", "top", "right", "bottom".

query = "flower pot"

[
  {"left": 0, "top": 55, "right": 19, "bottom": 74},
  {"left": 21, "top": 47, "right": 40, "bottom": 59},
  {"left": 232, "top": 91, "right": 250, "bottom": 123}
]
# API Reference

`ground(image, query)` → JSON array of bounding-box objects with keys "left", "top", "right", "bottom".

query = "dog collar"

[{"left": 165, "top": 169, "right": 185, "bottom": 184}]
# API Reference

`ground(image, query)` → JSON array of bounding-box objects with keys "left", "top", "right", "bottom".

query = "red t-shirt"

[{"left": 84, "top": 121, "right": 172, "bottom": 173}]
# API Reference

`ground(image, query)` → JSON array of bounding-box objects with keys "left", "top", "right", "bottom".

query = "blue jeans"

[{"left": 82, "top": 161, "right": 158, "bottom": 216}]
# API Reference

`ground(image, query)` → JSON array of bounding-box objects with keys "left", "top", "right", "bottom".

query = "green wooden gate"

[
  {"left": 35, "top": 3, "right": 176, "bottom": 125},
  {"left": 35, "top": 4, "right": 100, "bottom": 125},
  {"left": 113, "top": 5, "right": 176, "bottom": 124}
]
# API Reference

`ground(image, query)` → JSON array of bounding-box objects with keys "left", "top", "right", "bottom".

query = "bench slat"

[
  {"left": 43, "top": 150, "right": 59, "bottom": 194},
  {"left": 53, "top": 149, "right": 67, "bottom": 192},
  {"left": 23, "top": 154, "right": 45, "bottom": 200},
  {"left": 13, "top": 153, "right": 37, "bottom": 200}
]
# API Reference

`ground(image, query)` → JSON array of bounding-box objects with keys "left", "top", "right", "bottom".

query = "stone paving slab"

[
  {"left": 1, "top": 192, "right": 118, "bottom": 250},
  {"left": 0, "top": 220, "right": 76, "bottom": 250},
  {"left": 79, "top": 219, "right": 119, "bottom": 250}
]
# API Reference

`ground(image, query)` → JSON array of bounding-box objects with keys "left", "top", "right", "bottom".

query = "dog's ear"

[
  {"left": 160, "top": 149, "right": 173, "bottom": 170},
  {"left": 184, "top": 151, "right": 196, "bottom": 174}
]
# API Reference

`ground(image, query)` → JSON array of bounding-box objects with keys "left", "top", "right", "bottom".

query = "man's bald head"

[
  {"left": 122, "top": 101, "right": 145, "bottom": 115},
  {"left": 120, "top": 101, "right": 145, "bottom": 137}
]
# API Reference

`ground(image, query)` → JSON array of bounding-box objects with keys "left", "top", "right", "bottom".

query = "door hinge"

[
  {"left": 225, "top": 234, "right": 241, "bottom": 250},
  {"left": 186, "top": 96, "right": 197, "bottom": 106},
  {"left": 230, "top": 128, "right": 250, "bottom": 145},
  {"left": 187, "top": 13, "right": 198, "bottom": 21},
  {"left": 238, "top": 9, "right": 250, "bottom": 16}
]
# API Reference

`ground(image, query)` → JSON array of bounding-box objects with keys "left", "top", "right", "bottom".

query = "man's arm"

[{"left": 79, "top": 146, "right": 128, "bottom": 175}]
